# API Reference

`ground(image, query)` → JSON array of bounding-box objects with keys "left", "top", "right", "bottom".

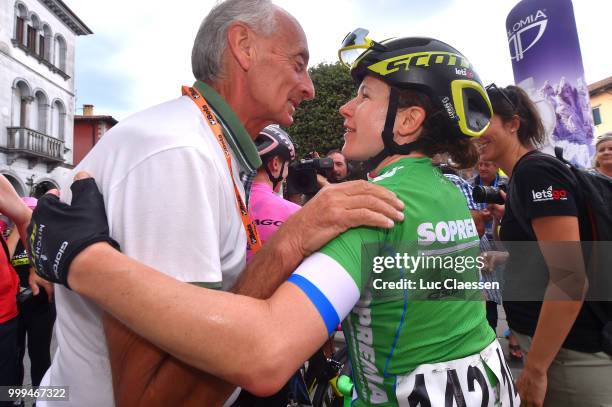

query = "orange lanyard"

[{"left": 182, "top": 86, "right": 262, "bottom": 253}]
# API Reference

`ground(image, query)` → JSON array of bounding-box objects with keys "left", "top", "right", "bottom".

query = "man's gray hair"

[{"left": 192, "top": 0, "right": 278, "bottom": 83}]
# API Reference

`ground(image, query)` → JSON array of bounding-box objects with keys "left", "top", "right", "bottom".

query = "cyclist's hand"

[
  {"left": 283, "top": 180, "right": 404, "bottom": 257},
  {"left": 27, "top": 172, "right": 120, "bottom": 288}
]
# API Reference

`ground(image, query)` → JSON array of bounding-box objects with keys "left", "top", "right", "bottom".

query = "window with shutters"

[
  {"left": 27, "top": 25, "right": 36, "bottom": 52},
  {"left": 16, "top": 16, "right": 24, "bottom": 44},
  {"left": 39, "top": 34, "right": 45, "bottom": 58}
]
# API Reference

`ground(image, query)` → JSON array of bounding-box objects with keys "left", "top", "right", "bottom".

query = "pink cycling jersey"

[{"left": 247, "top": 181, "right": 300, "bottom": 261}]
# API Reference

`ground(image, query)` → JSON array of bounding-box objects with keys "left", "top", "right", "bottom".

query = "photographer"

[
  {"left": 285, "top": 151, "right": 334, "bottom": 201},
  {"left": 325, "top": 150, "right": 349, "bottom": 183},
  {"left": 470, "top": 159, "right": 515, "bottom": 353},
  {"left": 481, "top": 84, "right": 612, "bottom": 407},
  {"left": 471, "top": 159, "right": 507, "bottom": 241}
]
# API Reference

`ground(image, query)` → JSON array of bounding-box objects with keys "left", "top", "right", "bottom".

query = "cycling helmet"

[
  {"left": 255, "top": 125, "right": 296, "bottom": 163},
  {"left": 255, "top": 125, "right": 296, "bottom": 189},
  {"left": 339, "top": 29, "right": 492, "bottom": 167}
]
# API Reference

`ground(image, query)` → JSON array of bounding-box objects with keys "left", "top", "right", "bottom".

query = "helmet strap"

[
  {"left": 264, "top": 159, "right": 286, "bottom": 191},
  {"left": 365, "top": 87, "right": 426, "bottom": 172}
]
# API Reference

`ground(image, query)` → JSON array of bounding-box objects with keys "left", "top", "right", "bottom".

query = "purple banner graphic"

[{"left": 507, "top": 0, "right": 595, "bottom": 167}]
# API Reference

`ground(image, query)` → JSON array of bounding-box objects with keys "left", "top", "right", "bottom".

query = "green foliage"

[{"left": 286, "top": 62, "right": 356, "bottom": 158}]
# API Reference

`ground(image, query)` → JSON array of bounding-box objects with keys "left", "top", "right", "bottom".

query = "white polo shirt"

[{"left": 39, "top": 83, "right": 260, "bottom": 406}]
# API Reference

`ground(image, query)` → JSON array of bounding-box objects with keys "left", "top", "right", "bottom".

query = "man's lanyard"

[{"left": 182, "top": 86, "right": 261, "bottom": 253}]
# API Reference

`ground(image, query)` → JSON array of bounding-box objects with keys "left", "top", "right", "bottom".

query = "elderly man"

[{"left": 23, "top": 1, "right": 404, "bottom": 406}]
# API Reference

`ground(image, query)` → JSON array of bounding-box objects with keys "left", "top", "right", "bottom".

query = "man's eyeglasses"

[{"left": 486, "top": 83, "right": 516, "bottom": 112}]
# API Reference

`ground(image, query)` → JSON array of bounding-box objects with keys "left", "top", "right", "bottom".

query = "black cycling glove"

[{"left": 27, "top": 178, "right": 120, "bottom": 288}]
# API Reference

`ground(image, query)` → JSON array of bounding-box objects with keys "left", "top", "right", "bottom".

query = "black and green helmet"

[{"left": 339, "top": 30, "right": 492, "bottom": 144}]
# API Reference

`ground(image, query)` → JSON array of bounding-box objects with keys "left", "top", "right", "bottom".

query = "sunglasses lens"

[
  {"left": 341, "top": 28, "right": 369, "bottom": 48},
  {"left": 340, "top": 48, "right": 366, "bottom": 67},
  {"left": 339, "top": 28, "right": 371, "bottom": 67},
  {"left": 465, "top": 89, "right": 491, "bottom": 133}
]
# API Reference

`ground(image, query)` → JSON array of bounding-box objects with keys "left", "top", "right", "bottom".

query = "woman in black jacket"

[{"left": 481, "top": 84, "right": 612, "bottom": 407}]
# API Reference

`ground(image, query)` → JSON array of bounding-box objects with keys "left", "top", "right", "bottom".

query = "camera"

[
  {"left": 286, "top": 157, "right": 333, "bottom": 195},
  {"left": 472, "top": 184, "right": 506, "bottom": 204}
]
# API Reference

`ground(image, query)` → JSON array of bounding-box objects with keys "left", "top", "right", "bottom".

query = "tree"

[{"left": 287, "top": 62, "right": 356, "bottom": 158}]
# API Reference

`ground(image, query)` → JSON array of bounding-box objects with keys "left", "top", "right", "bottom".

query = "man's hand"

[
  {"left": 279, "top": 180, "right": 404, "bottom": 258},
  {"left": 516, "top": 365, "right": 547, "bottom": 407},
  {"left": 232, "top": 179, "right": 404, "bottom": 298},
  {"left": 488, "top": 190, "right": 506, "bottom": 221},
  {"left": 481, "top": 251, "right": 508, "bottom": 273},
  {"left": 29, "top": 268, "right": 54, "bottom": 302},
  {"left": 27, "top": 172, "right": 120, "bottom": 288},
  {"left": 316, "top": 174, "right": 330, "bottom": 188},
  {"left": 480, "top": 208, "right": 493, "bottom": 223}
]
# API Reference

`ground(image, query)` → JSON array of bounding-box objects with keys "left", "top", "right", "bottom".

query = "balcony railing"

[{"left": 4, "top": 127, "right": 65, "bottom": 170}]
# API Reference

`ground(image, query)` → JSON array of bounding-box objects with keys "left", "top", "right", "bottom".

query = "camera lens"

[{"left": 472, "top": 185, "right": 505, "bottom": 204}]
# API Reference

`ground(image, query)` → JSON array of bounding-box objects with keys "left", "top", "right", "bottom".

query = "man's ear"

[
  {"left": 226, "top": 22, "right": 255, "bottom": 71},
  {"left": 395, "top": 106, "right": 426, "bottom": 137}
]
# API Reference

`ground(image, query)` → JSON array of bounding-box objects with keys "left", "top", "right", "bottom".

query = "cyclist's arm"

[
  {"left": 70, "top": 246, "right": 350, "bottom": 396},
  {"left": 105, "top": 228, "right": 316, "bottom": 405}
]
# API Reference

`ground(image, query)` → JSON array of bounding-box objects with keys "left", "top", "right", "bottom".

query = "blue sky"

[{"left": 68, "top": 0, "right": 610, "bottom": 120}]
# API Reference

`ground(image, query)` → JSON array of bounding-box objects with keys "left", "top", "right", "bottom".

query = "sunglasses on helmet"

[{"left": 338, "top": 28, "right": 387, "bottom": 69}]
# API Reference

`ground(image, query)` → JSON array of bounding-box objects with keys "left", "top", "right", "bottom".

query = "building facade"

[
  {"left": 589, "top": 76, "right": 612, "bottom": 138},
  {"left": 0, "top": 0, "right": 91, "bottom": 197},
  {"left": 73, "top": 104, "right": 116, "bottom": 166}
]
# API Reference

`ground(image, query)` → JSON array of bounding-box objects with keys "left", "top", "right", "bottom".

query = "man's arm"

[
  {"left": 233, "top": 180, "right": 404, "bottom": 297},
  {"left": 104, "top": 315, "right": 234, "bottom": 406}
]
